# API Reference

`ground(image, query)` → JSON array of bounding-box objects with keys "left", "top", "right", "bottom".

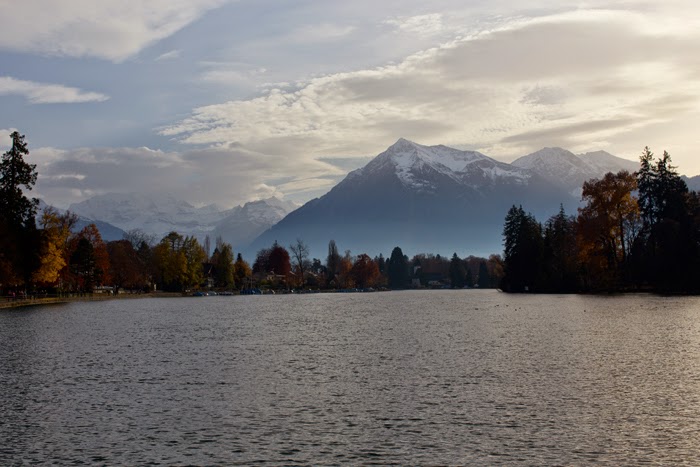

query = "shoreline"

[{"left": 0, "top": 292, "right": 183, "bottom": 310}]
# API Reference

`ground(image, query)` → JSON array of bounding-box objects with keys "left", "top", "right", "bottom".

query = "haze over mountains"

[
  {"left": 67, "top": 194, "right": 298, "bottom": 250},
  {"left": 52, "top": 138, "right": 678, "bottom": 259}
]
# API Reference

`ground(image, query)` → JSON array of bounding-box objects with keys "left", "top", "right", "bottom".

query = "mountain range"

[
  {"left": 50, "top": 138, "right": 694, "bottom": 260},
  {"left": 249, "top": 139, "right": 586, "bottom": 258},
  {"left": 67, "top": 194, "right": 298, "bottom": 250}
]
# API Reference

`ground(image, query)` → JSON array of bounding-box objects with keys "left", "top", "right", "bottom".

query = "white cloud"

[
  {"left": 0, "top": 0, "right": 230, "bottom": 62},
  {"left": 162, "top": 9, "right": 700, "bottom": 175},
  {"left": 384, "top": 14, "right": 445, "bottom": 36},
  {"left": 0, "top": 76, "right": 109, "bottom": 104},
  {"left": 33, "top": 144, "right": 344, "bottom": 208},
  {"left": 155, "top": 49, "right": 181, "bottom": 61},
  {"left": 290, "top": 23, "right": 356, "bottom": 43},
  {"left": 199, "top": 63, "right": 268, "bottom": 86}
]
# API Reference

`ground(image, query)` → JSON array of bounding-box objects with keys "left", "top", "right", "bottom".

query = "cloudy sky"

[{"left": 1, "top": 0, "right": 699, "bottom": 209}]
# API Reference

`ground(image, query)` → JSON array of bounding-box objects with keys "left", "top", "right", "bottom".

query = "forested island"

[{"left": 1, "top": 131, "right": 698, "bottom": 298}]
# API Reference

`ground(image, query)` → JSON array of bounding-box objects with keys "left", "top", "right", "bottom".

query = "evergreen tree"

[
  {"left": 326, "top": 239, "right": 340, "bottom": 286},
  {"left": 387, "top": 246, "right": 409, "bottom": 289},
  {"left": 0, "top": 131, "right": 40, "bottom": 287},
  {"left": 477, "top": 261, "right": 490, "bottom": 288},
  {"left": 449, "top": 253, "right": 465, "bottom": 288},
  {"left": 543, "top": 205, "right": 578, "bottom": 292},
  {"left": 0, "top": 131, "right": 38, "bottom": 227},
  {"left": 465, "top": 269, "right": 474, "bottom": 288},
  {"left": 502, "top": 205, "right": 544, "bottom": 292},
  {"left": 635, "top": 149, "right": 692, "bottom": 291}
]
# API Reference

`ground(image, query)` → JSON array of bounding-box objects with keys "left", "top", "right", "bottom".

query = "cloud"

[
  {"left": 162, "top": 9, "right": 700, "bottom": 174},
  {"left": 384, "top": 14, "right": 445, "bottom": 36},
  {"left": 0, "top": 128, "right": 18, "bottom": 149},
  {"left": 155, "top": 49, "right": 181, "bottom": 61},
  {"left": 0, "top": 0, "right": 229, "bottom": 62},
  {"left": 290, "top": 23, "right": 356, "bottom": 43},
  {"left": 199, "top": 62, "right": 268, "bottom": 86},
  {"left": 0, "top": 77, "right": 109, "bottom": 104},
  {"left": 33, "top": 144, "right": 344, "bottom": 208}
]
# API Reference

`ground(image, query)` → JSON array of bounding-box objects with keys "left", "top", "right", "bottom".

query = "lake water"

[{"left": 2, "top": 290, "right": 700, "bottom": 465}]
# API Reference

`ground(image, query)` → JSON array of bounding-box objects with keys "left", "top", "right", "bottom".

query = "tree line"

[
  {"left": 502, "top": 147, "right": 700, "bottom": 293},
  {"left": 0, "top": 131, "right": 502, "bottom": 296}
]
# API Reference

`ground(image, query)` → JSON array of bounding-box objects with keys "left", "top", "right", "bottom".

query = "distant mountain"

[
  {"left": 248, "top": 138, "right": 575, "bottom": 259},
  {"left": 213, "top": 197, "right": 299, "bottom": 251},
  {"left": 69, "top": 193, "right": 226, "bottom": 241},
  {"left": 684, "top": 175, "right": 700, "bottom": 192},
  {"left": 37, "top": 200, "right": 126, "bottom": 242},
  {"left": 512, "top": 147, "right": 638, "bottom": 196},
  {"left": 68, "top": 193, "right": 298, "bottom": 250}
]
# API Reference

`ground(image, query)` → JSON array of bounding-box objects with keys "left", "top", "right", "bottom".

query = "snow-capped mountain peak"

[{"left": 363, "top": 138, "right": 529, "bottom": 191}]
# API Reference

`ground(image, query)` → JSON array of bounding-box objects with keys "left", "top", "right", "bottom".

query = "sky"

[{"left": 1, "top": 0, "right": 699, "bottom": 209}]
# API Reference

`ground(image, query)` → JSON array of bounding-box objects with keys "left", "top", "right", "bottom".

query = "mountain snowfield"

[{"left": 60, "top": 138, "right": 663, "bottom": 258}]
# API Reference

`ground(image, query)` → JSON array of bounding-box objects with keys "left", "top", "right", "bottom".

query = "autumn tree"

[
  {"left": 107, "top": 240, "right": 148, "bottom": 291},
  {"left": 336, "top": 251, "right": 354, "bottom": 289},
  {"left": 577, "top": 171, "right": 640, "bottom": 289},
  {"left": 151, "top": 232, "right": 205, "bottom": 291},
  {"left": 234, "top": 253, "right": 252, "bottom": 288},
  {"left": 351, "top": 254, "right": 380, "bottom": 289},
  {"left": 32, "top": 208, "right": 77, "bottom": 286},
  {"left": 64, "top": 224, "right": 111, "bottom": 291},
  {"left": 253, "top": 247, "right": 272, "bottom": 276},
  {"left": 268, "top": 242, "right": 291, "bottom": 277}
]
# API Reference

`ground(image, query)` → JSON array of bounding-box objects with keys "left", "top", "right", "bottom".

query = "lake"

[{"left": 1, "top": 290, "right": 700, "bottom": 465}]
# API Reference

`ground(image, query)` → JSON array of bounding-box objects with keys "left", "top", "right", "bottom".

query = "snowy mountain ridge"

[
  {"left": 356, "top": 138, "right": 531, "bottom": 193},
  {"left": 68, "top": 193, "right": 299, "bottom": 249},
  {"left": 512, "top": 147, "right": 638, "bottom": 195}
]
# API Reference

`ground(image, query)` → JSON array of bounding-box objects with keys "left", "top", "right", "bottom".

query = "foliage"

[
  {"left": 152, "top": 232, "right": 205, "bottom": 291},
  {"left": 351, "top": 254, "right": 380, "bottom": 289},
  {"left": 387, "top": 246, "right": 409, "bottom": 289},
  {"left": 213, "top": 242, "right": 235, "bottom": 288},
  {"left": 326, "top": 240, "right": 341, "bottom": 286},
  {"left": 0, "top": 131, "right": 38, "bottom": 228},
  {"left": 502, "top": 205, "right": 543, "bottom": 292},
  {"left": 449, "top": 253, "right": 466, "bottom": 288},
  {"left": 32, "top": 208, "right": 76, "bottom": 285},
  {"left": 234, "top": 253, "right": 252, "bottom": 287},
  {"left": 107, "top": 240, "right": 149, "bottom": 290},
  {"left": 0, "top": 131, "right": 40, "bottom": 287}
]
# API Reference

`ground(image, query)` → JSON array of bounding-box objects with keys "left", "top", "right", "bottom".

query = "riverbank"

[{"left": 0, "top": 292, "right": 184, "bottom": 310}]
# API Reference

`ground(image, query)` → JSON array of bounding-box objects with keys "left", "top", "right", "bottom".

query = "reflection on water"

[{"left": 1, "top": 291, "right": 700, "bottom": 465}]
